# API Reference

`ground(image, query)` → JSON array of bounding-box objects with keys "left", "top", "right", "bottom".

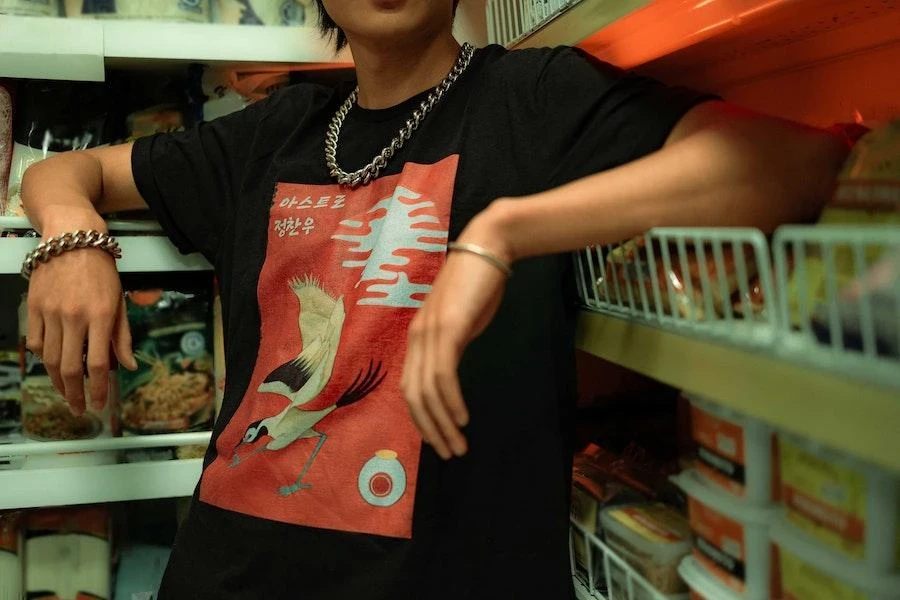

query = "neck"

[{"left": 349, "top": 33, "right": 461, "bottom": 109}]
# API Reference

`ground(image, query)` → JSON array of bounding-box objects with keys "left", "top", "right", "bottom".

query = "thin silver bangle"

[{"left": 447, "top": 242, "right": 512, "bottom": 277}]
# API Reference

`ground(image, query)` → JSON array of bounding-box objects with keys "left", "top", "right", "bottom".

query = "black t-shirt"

[{"left": 131, "top": 45, "right": 707, "bottom": 600}]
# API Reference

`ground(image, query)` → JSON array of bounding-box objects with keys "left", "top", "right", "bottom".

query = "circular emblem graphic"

[{"left": 358, "top": 450, "right": 407, "bottom": 507}]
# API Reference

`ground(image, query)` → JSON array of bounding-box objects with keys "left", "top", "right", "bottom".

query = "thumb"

[{"left": 112, "top": 297, "right": 137, "bottom": 371}]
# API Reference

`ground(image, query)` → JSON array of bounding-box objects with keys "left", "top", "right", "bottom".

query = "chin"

[{"left": 324, "top": 0, "right": 452, "bottom": 44}]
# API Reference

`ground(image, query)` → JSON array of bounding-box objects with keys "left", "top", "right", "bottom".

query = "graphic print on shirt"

[{"left": 200, "top": 156, "right": 458, "bottom": 539}]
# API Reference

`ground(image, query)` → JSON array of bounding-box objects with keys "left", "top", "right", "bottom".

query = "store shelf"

[
  {"left": 0, "top": 458, "right": 202, "bottom": 509},
  {"left": 0, "top": 236, "right": 211, "bottom": 273},
  {"left": 576, "top": 310, "right": 900, "bottom": 473},
  {"left": 0, "top": 15, "right": 351, "bottom": 81}
]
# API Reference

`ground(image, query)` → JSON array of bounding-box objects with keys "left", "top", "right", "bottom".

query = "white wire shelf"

[
  {"left": 0, "top": 15, "right": 352, "bottom": 81},
  {"left": 570, "top": 519, "right": 686, "bottom": 600},
  {"left": 0, "top": 431, "right": 211, "bottom": 457}
]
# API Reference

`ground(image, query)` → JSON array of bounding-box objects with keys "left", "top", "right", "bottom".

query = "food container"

[
  {"left": 25, "top": 506, "right": 111, "bottom": 600},
  {"left": 772, "top": 515, "right": 900, "bottom": 600},
  {"left": 0, "top": 0, "right": 60, "bottom": 16},
  {"left": 64, "top": 0, "right": 211, "bottom": 22},
  {"left": 779, "top": 432, "right": 899, "bottom": 572},
  {"left": 673, "top": 470, "right": 776, "bottom": 599},
  {"left": 599, "top": 503, "right": 692, "bottom": 596},
  {"left": 687, "top": 394, "right": 777, "bottom": 504},
  {"left": 18, "top": 294, "right": 117, "bottom": 469},
  {"left": 0, "top": 511, "right": 23, "bottom": 600},
  {"left": 678, "top": 556, "right": 743, "bottom": 600},
  {"left": 118, "top": 287, "right": 214, "bottom": 461},
  {"left": 212, "top": 0, "right": 309, "bottom": 25}
]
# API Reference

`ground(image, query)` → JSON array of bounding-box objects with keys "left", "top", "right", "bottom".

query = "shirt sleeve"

[
  {"left": 130, "top": 96, "right": 274, "bottom": 262},
  {"left": 519, "top": 47, "right": 717, "bottom": 187}
]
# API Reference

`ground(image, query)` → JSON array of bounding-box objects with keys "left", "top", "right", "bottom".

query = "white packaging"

[
  {"left": 779, "top": 431, "right": 899, "bottom": 573},
  {"left": 212, "top": 0, "right": 308, "bottom": 25},
  {"left": 687, "top": 394, "right": 776, "bottom": 505},
  {"left": 772, "top": 515, "right": 900, "bottom": 600},
  {"left": 673, "top": 470, "right": 776, "bottom": 600},
  {"left": 64, "top": 0, "right": 210, "bottom": 22},
  {"left": 678, "top": 555, "right": 743, "bottom": 600},
  {"left": 0, "top": 0, "right": 60, "bottom": 16}
]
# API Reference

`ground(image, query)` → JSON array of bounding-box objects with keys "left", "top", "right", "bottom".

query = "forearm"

[
  {"left": 22, "top": 151, "right": 107, "bottom": 236},
  {"left": 479, "top": 111, "right": 848, "bottom": 263}
]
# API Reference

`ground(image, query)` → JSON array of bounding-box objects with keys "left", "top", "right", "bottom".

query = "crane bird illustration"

[{"left": 230, "top": 277, "right": 385, "bottom": 497}]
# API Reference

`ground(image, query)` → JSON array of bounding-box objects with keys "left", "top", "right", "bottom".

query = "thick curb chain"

[
  {"left": 325, "top": 43, "right": 476, "bottom": 188},
  {"left": 21, "top": 230, "right": 122, "bottom": 280}
]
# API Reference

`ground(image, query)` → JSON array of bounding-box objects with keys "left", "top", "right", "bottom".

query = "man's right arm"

[{"left": 21, "top": 143, "right": 142, "bottom": 417}]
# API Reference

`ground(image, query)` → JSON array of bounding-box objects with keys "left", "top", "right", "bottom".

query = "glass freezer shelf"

[
  {"left": 577, "top": 310, "right": 900, "bottom": 473},
  {"left": 0, "top": 15, "right": 352, "bottom": 82}
]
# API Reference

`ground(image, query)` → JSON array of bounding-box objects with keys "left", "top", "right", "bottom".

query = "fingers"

[
  {"left": 41, "top": 316, "right": 65, "bottom": 399},
  {"left": 402, "top": 316, "right": 451, "bottom": 459},
  {"left": 25, "top": 305, "right": 44, "bottom": 358},
  {"left": 87, "top": 320, "right": 112, "bottom": 411},
  {"left": 60, "top": 316, "right": 88, "bottom": 416},
  {"left": 421, "top": 312, "right": 467, "bottom": 457},
  {"left": 112, "top": 297, "right": 137, "bottom": 371}
]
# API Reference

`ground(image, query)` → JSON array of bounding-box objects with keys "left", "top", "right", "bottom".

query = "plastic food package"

[
  {"left": 787, "top": 119, "right": 900, "bottom": 326},
  {"left": 0, "top": 82, "right": 12, "bottom": 215},
  {"left": 0, "top": 349, "right": 20, "bottom": 434},
  {"left": 687, "top": 394, "right": 777, "bottom": 504},
  {"left": 673, "top": 470, "right": 776, "bottom": 599},
  {"left": 114, "top": 543, "right": 172, "bottom": 600},
  {"left": 118, "top": 287, "right": 214, "bottom": 461},
  {"left": 779, "top": 432, "right": 899, "bottom": 572},
  {"left": 212, "top": 0, "right": 310, "bottom": 25},
  {"left": 126, "top": 105, "right": 184, "bottom": 142},
  {"left": 600, "top": 236, "right": 762, "bottom": 321},
  {"left": 0, "top": 0, "right": 60, "bottom": 16},
  {"left": 25, "top": 506, "right": 111, "bottom": 600},
  {"left": 6, "top": 81, "right": 110, "bottom": 217},
  {"left": 599, "top": 503, "right": 692, "bottom": 595},
  {"left": 17, "top": 294, "right": 117, "bottom": 469},
  {"left": 64, "top": 0, "right": 211, "bottom": 22},
  {"left": 0, "top": 511, "right": 23, "bottom": 600},
  {"left": 772, "top": 517, "right": 900, "bottom": 600}
]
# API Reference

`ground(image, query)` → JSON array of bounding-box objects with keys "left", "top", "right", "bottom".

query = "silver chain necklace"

[{"left": 325, "top": 43, "right": 476, "bottom": 188}]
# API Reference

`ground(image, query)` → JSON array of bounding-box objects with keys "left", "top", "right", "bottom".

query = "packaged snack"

[
  {"left": 773, "top": 516, "right": 900, "bottom": 600},
  {"left": 25, "top": 506, "right": 111, "bottom": 600},
  {"left": 0, "top": 511, "right": 23, "bottom": 600},
  {"left": 6, "top": 81, "right": 110, "bottom": 216},
  {"left": 212, "top": 0, "right": 310, "bottom": 25},
  {"left": 779, "top": 432, "right": 899, "bottom": 572},
  {"left": 599, "top": 503, "right": 692, "bottom": 595},
  {"left": 673, "top": 470, "right": 776, "bottom": 599},
  {"left": 126, "top": 104, "right": 184, "bottom": 142},
  {"left": 18, "top": 294, "right": 117, "bottom": 468},
  {"left": 0, "top": 349, "right": 20, "bottom": 433},
  {"left": 0, "top": 0, "right": 60, "bottom": 16},
  {"left": 687, "top": 394, "right": 778, "bottom": 504},
  {"left": 118, "top": 286, "right": 214, "bottom": 461},
  {"left": 64, "top": 0, "right": 211, "bottom": 22},
  {"left": 600, "top": 236, "right": 761, "bottom": 321}
]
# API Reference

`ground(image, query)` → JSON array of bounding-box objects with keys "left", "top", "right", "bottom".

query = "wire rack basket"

[
  {"left": 773, "top": 224, "right": 900, "bottom": 389},
  {"left": 486, "top": 0, "right": 584, "bottom": 46},
  {"left": 575, "top": 227, "right": 778, "bottom": 347}
]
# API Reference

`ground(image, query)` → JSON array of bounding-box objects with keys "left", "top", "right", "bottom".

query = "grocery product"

[
  {"left": 599, "top": 503, "right": 692, "bottom": 595},
  {"left": 213, "top": 0, "right": 310, "bottom": 25},
  {"left": 779, "top": 432, "right": 899, "bottom": 571},
  {"left": 678, "top": 555, "right": 743, "bottom": 600},
  {"left": 599, "top": 235, "right": 762, "bottom": 321},
  {"left": 772, "top": 515, "right": 900, "bottom": 600},
  {"left": 118, "top": 286, "right": 214, "bottom": 461},
  {"left": 114, "top": 543, "right": 172, "bottom": 600},
  {"left": 126, "top": 104, "right": 184, "bottom": 142},
  {"left": 787, "top": 119, "right": 900, "bottom": 326},
  {"left": 6, "top": 81, "right": 110, "bottom": 216},
  {"left": 17, "top": 294, "right": 117, "bottom": 468},
  {"left": 0, "top": 81, "right": 11, "bottom": 215},
  {"left": 25, "top": 506, "right": 111, "bottom": 600},
  {"left": 0, "top": 0, "right": 60, "bottom": 16},
  {"left": 673, "top": 470, "right": 776, "bottom": 599},
  {"left": 687, "top": 394, "right": 777, "bottom": 504},
  {"left": 64, "top": 0, "right": 211, "bottom": 22},
  {"left": 0, "top": 511, "right": 22, "bottom": 600},
  {"left": 0, "top": 349, "right": 20, "bottom": 433}
]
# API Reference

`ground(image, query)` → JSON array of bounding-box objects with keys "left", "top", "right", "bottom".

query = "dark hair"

[{"left": 314, "top": 0, "right": 461, "bottom": 51}]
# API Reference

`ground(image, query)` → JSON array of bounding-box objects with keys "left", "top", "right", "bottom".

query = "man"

[{"left": 21, "top": 0, "right": 847, "bottom": 597}]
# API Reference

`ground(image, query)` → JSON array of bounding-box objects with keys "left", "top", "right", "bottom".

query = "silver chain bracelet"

[{"left": 21, "top": 230, "right": 122, "bottom": 280}]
